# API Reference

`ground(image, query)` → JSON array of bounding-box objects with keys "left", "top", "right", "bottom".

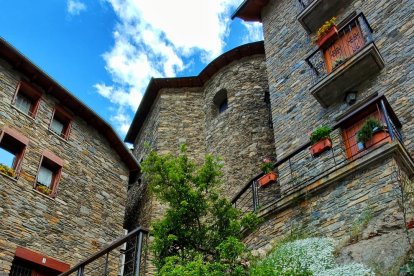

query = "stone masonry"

[
  {"left": 126, "top": 52, "right": 276, "bottom": 274},
  {"left": 262, "top": 0, "right": 414, "bottom": 157},
  {"left": 0, "top": 55, "right": 132, "bottom": 273}
]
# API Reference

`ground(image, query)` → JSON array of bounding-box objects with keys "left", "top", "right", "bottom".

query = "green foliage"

[
  {"left": 350, "top": 209, "right": 373, "bottom": 242},
  {"left": 141, "top": 145, "right": 260, "bottom": 274},
  {"left": 356, "top": 118, "right": 382, "bottom": 144},
  {"left": 309, "top": 125, "right": 332, "bottom": 145},
  {"left": 260, "top": 158, "right": 274, "bottom": 174},
  {"left": 400, "top": 259, "right": 414, "bottom": 275}
]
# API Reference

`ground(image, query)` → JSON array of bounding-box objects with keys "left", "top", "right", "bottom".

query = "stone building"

[
  {"left": 127, "top": 0, "right": 414, "bottom": 273},
  {"left": 124, "top": 43, "right": 276, "bottom": 272},
  {"left": 0, "top": 38, "right": 139, "bottom": 274}
]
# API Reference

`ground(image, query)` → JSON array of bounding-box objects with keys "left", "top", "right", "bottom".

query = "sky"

[{"left": 0, "top": 0, "right": 263, "bottom": 140}]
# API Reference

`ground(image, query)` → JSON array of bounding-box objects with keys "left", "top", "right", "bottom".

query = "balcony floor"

[{"left": 310, "top": 43, "right": 385, "bottom": 108}]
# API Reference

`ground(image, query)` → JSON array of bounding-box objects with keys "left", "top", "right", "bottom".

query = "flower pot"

[
  {"left": 316, "top": 26, "right": 338, "bottom": 49},
  {"left": 258, "top": 172, "right": 277, "bottom": 187},
  {"left": 310, "top": 137, "right": 332, "bottom": 157},
  {"left": 364, "top": 129, "right": 391, "bottom": 149}
]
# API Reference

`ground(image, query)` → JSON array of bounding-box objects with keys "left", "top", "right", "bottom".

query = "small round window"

[{"left": 213, "top": 89, "right": 228, "bottom": 116}]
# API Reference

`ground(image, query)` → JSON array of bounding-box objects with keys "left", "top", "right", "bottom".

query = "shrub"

[
  {"left": 356, "top": 118, "right": 382, "bottom": 144},
  {"left": 318, "top": 263, "right": 375, "bottom": 276},
  {"left": 309, "top": 126, "right": 332, "bottom": 145},
  {"left": 250, "top": 238, "right": 375, "bottom": 276}
]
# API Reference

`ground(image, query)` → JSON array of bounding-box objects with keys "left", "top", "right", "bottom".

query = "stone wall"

[
  {"left": 244, "top": 153, "right": 405, "bottom": 251},
  {"left": 262, "top": 0, "right": 414, "bottom": 158},
  {"left": 203, "top": 55, "right": 275, "bottom": 198},
  {"left": 0, "top": 58, "right": 129, "bottom": 272},
  {"left": 127, "top": 54, "right": 276, "bottom": 274}
]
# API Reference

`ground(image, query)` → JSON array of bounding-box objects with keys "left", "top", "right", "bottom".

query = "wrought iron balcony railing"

[
  {"left": 231, "top": 97, "right": 411, "bottom": 216},
  {"left": 305, "top": 12, "right": 373, "bottom": 85},
  {"left": 59, "top": 227, "right": 148, "bottom": 276}
]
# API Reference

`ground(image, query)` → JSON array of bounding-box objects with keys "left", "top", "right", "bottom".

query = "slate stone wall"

[
  {"left": 127, "top": 55, "right": 275, "bottom": 274},
  {"left": 244, "top": 156, "right": 405, "bottom": 251},
  {"left": 0, "top": 59, "right": 129, "bottom": 273},
  {"left": 262, "top": 0, "right": 414, "bottom": 158},
  {"left": 203, "top": 55, "right": 276, "bottom": 198}
]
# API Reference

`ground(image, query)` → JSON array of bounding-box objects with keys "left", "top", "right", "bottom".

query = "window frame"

[
  {"left": 34, "top": 150, "right": 64, "bottom": 198},
  {"left": 0, "top": 127, "right": 29, "bottom": 177},
  {"left": 49, "top": 106, "right": 72, "bottom": 140},
  {"left": 12, "top": 82, "right": 42, "bottom": 119},
  {"left": 212, "top": 89, "right": 229, "bottom": 116},
  {"left": 341, "top": 102, "right": 392, "bottom": 160}
]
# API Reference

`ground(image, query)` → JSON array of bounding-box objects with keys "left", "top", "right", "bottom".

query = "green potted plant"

[
  {"left": 309, "top": 125, "right": 332, "bottom": 156},
  {"left": 313, "top": 17, "right": 338, "bottom": 48},
  {"left": 0, "top": 163, "right": 15, "bottom": 177},
  {"left": 258, "top": 158, "right": 277, "bottom": 187},
  {"left": 356, "top": 118, "right": 390, "bottom": 149}
]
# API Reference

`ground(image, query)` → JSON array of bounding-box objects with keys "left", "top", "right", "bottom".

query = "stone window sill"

[
  {"left": 47, "top": 128, "right": 70, "bottom": 144},
  {"left": 10, "top": 104, "right": 37, "bottom": 121},
  {"left": 32, "top": 188, "right": 56, "bottom": 201},
  {"left": 0, "top": 172, "right": 18, "bottom": 182}
]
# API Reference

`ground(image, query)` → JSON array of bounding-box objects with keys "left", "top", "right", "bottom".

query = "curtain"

[
  {"left": 51, "top": 119, "right": 64, "bottom": 135},
  {"left": 37, "top": 166, "right": 53, "bottom": 187}
]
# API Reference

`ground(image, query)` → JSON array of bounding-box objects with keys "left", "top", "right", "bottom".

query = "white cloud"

[
  {"left": 67, "top": 0, "right": 87, "bottom": 15},
  {"left": 242, "top": 22, "right": 264, "bottom": 43},
  {"left": 95, "top": 0, "right": 259, "bottom": 135}
]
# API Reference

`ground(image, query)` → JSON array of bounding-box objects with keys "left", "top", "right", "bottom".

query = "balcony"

[
  {"left": 305, "top": 13, "right": 385, "bottom": 108},
  {"left": 232, "top": 95, "right": 414, "bottom": 217},
  {"left": 59, "top": 227, "right": 148, "bottom": 276},
  {"left": 297, "top": 0, "right": 353, "bottom": 33}
]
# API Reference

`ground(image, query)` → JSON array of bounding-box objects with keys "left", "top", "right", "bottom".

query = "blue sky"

[{"left": 0, "top": 0, "right": 262, "bottom": 138}]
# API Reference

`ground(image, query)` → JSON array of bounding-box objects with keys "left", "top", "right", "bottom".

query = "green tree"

[{"left": 141, "top": 146, "right": 260, "bottom": 275}]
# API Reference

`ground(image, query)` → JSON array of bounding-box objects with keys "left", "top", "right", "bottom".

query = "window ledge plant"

[
  {"left": 35, "top": 183, "right": 52, "bottom": 196},
  {"left": 313, "top": 17, "right": 338, "bottom": 48},
  {"left": 0, "top": 164, "right": 16, "bottom": 178},
  {"left": 356, "top": 118, "right": 390, "bottom": 150},
  {"left": 258, "top": 158, "right": 277, "bottom": 187},
  {"left": 309, "top": 126, "right": 332, "bottom": 157}
]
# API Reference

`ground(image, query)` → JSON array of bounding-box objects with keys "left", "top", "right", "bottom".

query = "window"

[
  {"left": 49, "top": 107, "right": 72, "bottom": 139},
  {"left": 12, "top": 82, "right": 42, "bottom": 118},
  {"left": 213, "top": 89, "right": 228, "bottom": 116},
  {"left": 218, "top": 99, "right": 228, "bottom": 113},
  {"left": 0, "top": 127, "right": 28, "bottom": 177},
  {"left": 341, "top": 101, "right": 394, "bottom": 160},
  {"left": 35, "top": 150, "right": 63, "bottom": 197}
]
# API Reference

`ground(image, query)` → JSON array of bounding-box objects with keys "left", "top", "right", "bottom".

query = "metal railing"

[
  {"left": 305, "top": 13, "right": 374, "bottom": 85},
  {"left": 59, "top": 227, "right": 149, "bottom": 276},
  {"left": 232, "top": 99, "right": 408, "bottom": 216},
  {"left": 297, "top": 0, "right": 314, "bottom": 10}
]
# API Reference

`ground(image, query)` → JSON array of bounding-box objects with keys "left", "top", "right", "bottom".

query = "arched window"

[{"left": 213, "top": 89, "right": 228, "bottom": 116}]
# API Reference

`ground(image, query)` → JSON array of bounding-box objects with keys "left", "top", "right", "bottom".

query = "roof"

[
  {"left": 0, "top": 37, "right": 139, "bottom": 173},
  {"left": 124, "top": 41, "right": 265, "bottom": 143},
  {"left": 231, "top": 0, "right": 269, "bottom": 22}
]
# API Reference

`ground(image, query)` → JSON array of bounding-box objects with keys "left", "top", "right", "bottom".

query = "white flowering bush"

[
  {"left": 318, "top": 263, "right": 375, "bottom": 276},
  {"left": 250, "top": 237, "right": 375, "bottom": 276}
]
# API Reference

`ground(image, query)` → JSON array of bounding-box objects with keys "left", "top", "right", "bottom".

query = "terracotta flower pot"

[
  {"left": 310, "top": 137, "right": 332, "bottom": 157},
  {"left": 258, "top": 172, "right": 277, "bottom": 187},
  {"left": 365, "top": 129, "right": 391, "bottom": 149},
  {"left": 316, "top": 26, "right": 338, "bottom": 48}
]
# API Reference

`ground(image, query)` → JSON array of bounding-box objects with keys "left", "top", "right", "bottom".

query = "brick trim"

[{"left": 15, "top": 246, "right": 70, "bottom": 273}]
